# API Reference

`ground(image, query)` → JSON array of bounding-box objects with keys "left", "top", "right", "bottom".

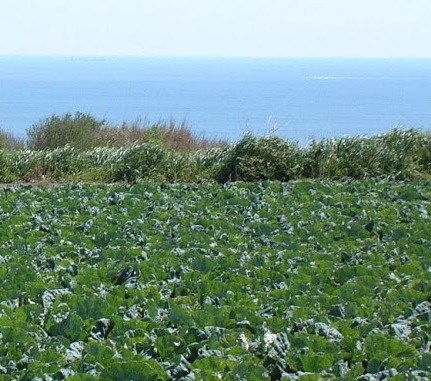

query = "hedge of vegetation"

[
  {"left": 22, "top": 113, "right": 225, "bottom": 152},
  {"left": 0, "top": 125, "right": 429, "bottom": 183}
]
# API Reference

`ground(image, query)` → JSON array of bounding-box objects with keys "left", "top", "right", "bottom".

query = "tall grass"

[
  {"left": 0, "top": 117, "right": 429, "bottom": 183},
  {"left": 305, "top": 129, "right": 431, "bottom": 179},
  {"left": 0, "top": 128, "right": 25, "bottom": 150},
  {"left": 98, "top": 120, "right": 227, "bottom": 151}
]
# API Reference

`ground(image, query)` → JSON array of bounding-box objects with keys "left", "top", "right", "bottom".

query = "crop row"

[{"left": 0, "top": 180, "right": 430, "bottom": 380}]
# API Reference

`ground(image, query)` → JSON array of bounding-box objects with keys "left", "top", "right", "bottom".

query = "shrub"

[
  {"left": 26, "top": 112, "right": 106, "bottom": 150},
  {"left": 213, "top": 134, "right": 306, "bottom": 182}
]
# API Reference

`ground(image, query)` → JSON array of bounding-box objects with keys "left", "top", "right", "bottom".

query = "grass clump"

[
  {"left": 305, "top": 128, "right": 431, "bottom": 179},
  {"left": 108, "top": 144, "right": 172, "bottom": 182},
  {"left": 213, "top": 134, "right": 305, "bottom": 182},
  {"left": 151, "top": 120, "right": 227, "bottom": 151},
  {"left": 98, "top": 119, "right": 226, "bottom": 151},
  {"left": 0, "top": 128, "right": 25, "bottom": 150}
]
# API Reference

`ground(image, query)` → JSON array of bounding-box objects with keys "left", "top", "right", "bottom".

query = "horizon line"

[{"left": 1, "top": 54, "right": 431, "bottom": 60}]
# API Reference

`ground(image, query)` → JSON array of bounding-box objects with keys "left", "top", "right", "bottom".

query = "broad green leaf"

[{"left": 101, "top": 359, "right": 168, "bottom": 380}]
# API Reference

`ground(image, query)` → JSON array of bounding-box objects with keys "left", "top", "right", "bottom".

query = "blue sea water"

[{"left": 0, "top": 56, "right": 430, "bottom": 146}]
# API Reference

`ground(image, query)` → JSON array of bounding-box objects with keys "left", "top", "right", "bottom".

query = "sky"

[{"left": 0, "top": 0, "right": 430, "bottom": 57}]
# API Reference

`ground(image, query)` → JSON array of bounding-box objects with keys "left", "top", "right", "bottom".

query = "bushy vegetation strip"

[
  {"left": 0, "top": 128, "right": 430, "bottom": 183},
  {"left": 23, "top": 113, "right": 225, "bottom": 152},
  {"left": 0, "top": 180, "right": 430, "bottom": 380}
]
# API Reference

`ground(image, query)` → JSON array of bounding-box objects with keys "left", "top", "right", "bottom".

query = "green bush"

[
  {"left": 26, "top": 112, "right": 106, "bottom": 150},
  {"left": 213, "top": 134, "right": 305, "bottom": 182}
]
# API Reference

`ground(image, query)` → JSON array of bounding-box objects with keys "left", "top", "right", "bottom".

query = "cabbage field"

[{"left": 0, "top": 180, "right": 430, "bottom": 380}]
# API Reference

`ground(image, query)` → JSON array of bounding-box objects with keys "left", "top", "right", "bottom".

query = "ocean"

[{"left": 1, "top": 56, "right": 430, "bottom": 146}]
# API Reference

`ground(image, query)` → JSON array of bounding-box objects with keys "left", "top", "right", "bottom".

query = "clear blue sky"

[{"left": 1, "top": 0, "right": 430, "bottom": 57}]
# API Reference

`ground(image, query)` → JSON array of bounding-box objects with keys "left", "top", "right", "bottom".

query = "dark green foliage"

[
  {"left": 0, "top": 180, "right": 429, "bottom": 379},
  {"left": 101, "top": 360, "right": 168, "bottom": 380}
]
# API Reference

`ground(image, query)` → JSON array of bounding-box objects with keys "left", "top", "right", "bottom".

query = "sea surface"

[{"left": 1, "top": 56, "right": 430, "bottom": 146}]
